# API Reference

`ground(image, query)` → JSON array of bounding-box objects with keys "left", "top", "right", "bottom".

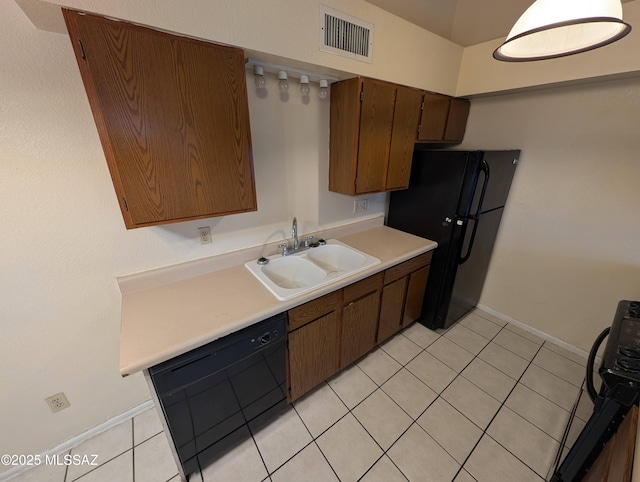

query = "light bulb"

[
  {"left": 300, "top": 75, "right": 310, "bottom": 97},
  {"left": 319, "top": 79, "right": 328, "bottom": 99},
  {"left": 253, "top": 65, "right": 265, "bottom": 89},
  {"left": 278, "top": 71, "right": 289, "bottom": 92}
]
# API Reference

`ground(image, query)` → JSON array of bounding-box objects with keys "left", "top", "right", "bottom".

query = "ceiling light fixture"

[{"left": 494, "top": 0, "right": 631, "bottom": 62}]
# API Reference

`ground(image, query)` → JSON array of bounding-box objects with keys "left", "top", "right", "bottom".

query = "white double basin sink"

[{"left": 245, "top": 239, "right": 381, "bottom": 301}]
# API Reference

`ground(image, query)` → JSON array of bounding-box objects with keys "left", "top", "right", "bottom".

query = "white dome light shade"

[{"left": 494, "top": 0, "right": 631, "bottom": 61}]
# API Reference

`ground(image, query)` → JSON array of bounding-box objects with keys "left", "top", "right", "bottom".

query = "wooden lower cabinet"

[
  {"left": 378, "top": 253, "right": 432, "bottom": 343},
  {"left": 378, "top": 278, "right": 407, "bottom": 343},
  {"left": 340, "top": 291, "right": 381, "bottom": 369},
  {"left": 402, "top": 265, "right": 430, "bottom": 327},
  {"left": 287, "top": 252, "right": 432, "bottom": 401},
  {"left": 287, "top": 312, "right": 338, "bottom": 402}
]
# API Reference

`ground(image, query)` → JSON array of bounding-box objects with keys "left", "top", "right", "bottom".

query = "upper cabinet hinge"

[
  {"left": 77, "top": 39, "right": 86, "bottom": 60},
  {"left": 421, "top": 101, "right": 425, "bottom": 111},
  {"left": 360, "top": 91, "right": 364, "bottom": 102},
  {"left": 354, "top": 178, "right": 358, "bottom": 187},
  {"left": 417, "top": 125, "right": 422, "bottom": 133},
  {"left": 122, "top": 197, "right": 129, "bottom": 211}
]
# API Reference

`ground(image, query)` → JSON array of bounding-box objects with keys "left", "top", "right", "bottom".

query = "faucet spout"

[{"left": 292, "top": 217, "right": 299, "bottom": 250}]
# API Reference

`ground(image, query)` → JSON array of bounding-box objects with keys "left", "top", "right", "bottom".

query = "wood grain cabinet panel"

[
  {"left": 402, "top": 265, "right": 430, "bottom": 327},
  {"left": 356, "top": 79, "right": 396, "bottom": 194},
  {"left": 329, "top": 77, "right": 422, "bottom": 195},
  {"left": 63, "top": 10, "right": 256, "bottom": 228},
  {"left": 380, "top": 253, "right": 432, "bottom": 341},
  {"left": 384, "top": 251, "right": 432, "bottom": 284},
  {"left": 288, "top": 291, "right": 338, "bottom": 331},
  {"left": 340, "top": 292, "right": 381, "bottom": 369},
  {"left": 286, "top": 252, "right": 433, "bottom": 400},
  {"left": 417, "top": 92, "right": 450, "bottom": 142},
  {"left": 417, "top": 92, "right": 470, "bottom": 144},
  {"left": 378, "top": 277, "right": 407, "bottom": 343},
  {"left": 343, "top": 273, "right": 383, "bottom": 305},
  {"left": 386, "top": 87, "right": 424, "bottom": 190},
  {"left": 583, "top": 404, "right": 637, "bottom": 482},
  {"left": 443, "top": 98, "right": 471, "bottom": 143},
  {"left": 287, "top": 312, "right": 338, "bottom": 402}
]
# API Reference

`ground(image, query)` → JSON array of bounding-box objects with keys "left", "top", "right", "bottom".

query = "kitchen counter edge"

[{"left": 119, "top": 225, "right": 437, "bottom": 376}]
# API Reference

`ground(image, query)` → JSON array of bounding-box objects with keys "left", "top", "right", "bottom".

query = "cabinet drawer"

[
  {"left": 384, "top": 252, "right": 433, "bottom": 284},
  {"left": 343, "top": 273, "right": 383, "bottom": 305},
  {"left": 288, "top": 291, "right": 338, "bottom": 331}
]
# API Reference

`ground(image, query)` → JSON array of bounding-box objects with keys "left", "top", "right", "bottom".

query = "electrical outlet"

[
  {"left": 198, "top": 226, "right": 212, "bottom": 244},
  {"left": 354, "top": 199, "right": 368, "bottom": 214},
  {"left": 45, "top": 392, "right": 70, "bottom": 413}
]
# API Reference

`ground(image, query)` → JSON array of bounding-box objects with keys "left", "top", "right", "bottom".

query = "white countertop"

[{"left": 119, "top": 224, "right": 437, "bottom": 376}]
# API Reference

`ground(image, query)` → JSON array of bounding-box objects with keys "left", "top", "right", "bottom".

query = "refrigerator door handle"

[{"left": 459, "top": 160, "right": 490, "bottom": 264}]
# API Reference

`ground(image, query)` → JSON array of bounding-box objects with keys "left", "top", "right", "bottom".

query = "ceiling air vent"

[{"left": 320, "top": 6, "right": 374, "bottom": 63}]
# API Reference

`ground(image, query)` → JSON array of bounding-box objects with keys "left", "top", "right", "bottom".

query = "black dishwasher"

[{"left": 149, "top": 313, "right": 287, "bottom": 476}]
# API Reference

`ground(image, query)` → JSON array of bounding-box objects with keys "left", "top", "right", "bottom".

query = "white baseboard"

[
  {"left": 0, "top": 400, "right": 153, "bottom": 482},
  {"left": 476, "top": 303, "right": 591, "bottom": 361}
]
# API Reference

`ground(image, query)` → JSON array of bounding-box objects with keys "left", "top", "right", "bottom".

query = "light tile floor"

[{"left": 11, "top": 309, "right": 593, "bottom": 482}]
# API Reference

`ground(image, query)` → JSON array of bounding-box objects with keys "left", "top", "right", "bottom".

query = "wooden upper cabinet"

[
  {"left": 417, "top": 92, "right": 470, "bottom": 144},
  {"left": 443, "top": 98, "right": 471, "bottom": 143},
  {"left": 63, "top": 10, "right": 257, "bottom": 228},
  {"left": 356, "top": 79, "right": 395, "bottom": 194},
  {"left": 329, "top": 77, "right": 422, "bottom": 196},
  {"left": 418, "top": 92, "right": 450, "bottom": 141},
  {"left": 386, "top": 87, "right": 424, "bottom": 190}
]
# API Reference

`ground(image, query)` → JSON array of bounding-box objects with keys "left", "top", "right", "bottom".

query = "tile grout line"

[
  {"left": 131, "top": 418, "right": 135, "bottom": 482},
  {"left": 289, "top": 399, "right": 343, "bottom": 482},
  {"left": 359, "top": 319, "right": 506, "bottom": 480},
  {"left": 337, "top": 322, "right": 491, "bottom": 480},
  {"left": 379, "top": 318, "right": 528, "bottom": 480},
  {"left": 454, "top": 341, "right": 549, "bottom": 481},
  {"left": 310, "top": 329, "right": 442, "bottom": 481},
  {"left": 404, "top": 321, "right": 511, "bottom": 476},
  {"left": 63, "top": 449, "right": 71, "bottom": 482}
]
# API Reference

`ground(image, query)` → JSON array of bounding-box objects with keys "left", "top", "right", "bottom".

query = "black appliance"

[
  {"left": 149, "top": 313, "right": 286, "bottom": 476},
  {"left": 550, "top": 300, "right": 640, "bottom": 481},
  {"left": 386, "top": 149, "right": 520, "bottom": 330}
]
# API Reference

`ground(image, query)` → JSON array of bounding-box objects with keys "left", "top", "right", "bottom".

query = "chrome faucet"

[
  {"left": 292, "top": 217, "right": 299, "bottom": 250},
  {"left": 278, "top": 217, "right": 314, "bottom": 256}
]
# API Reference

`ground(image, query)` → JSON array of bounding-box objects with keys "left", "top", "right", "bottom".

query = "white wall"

[
  {"left": 458, "top": 77, "right": 640, "bottom": 351},
  {"left": 0, "top": 0, "right": 386, "bottom": 467},
  {"left": 33, "top": 0, "right": 463, "bottom": 96},
  {"left": 457, "top": 0, "right": 640, "bottom": 96}
]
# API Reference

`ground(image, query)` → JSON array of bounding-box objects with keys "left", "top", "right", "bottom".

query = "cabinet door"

[
  {"left": 329, "top": 78, "right": 362, "bottom": 195},
  {"left": 386, "top": 87, "right": 423, "bottom": 190},
  {"left": 378, "top": 277, "right": 407, "bottom": 343},
  {"left": 288, "top": 312, "right": 338, "bottom": 402},
  {"left": 340, "top": 292, "right": 380, "bottom": 368},
  {"left": 402, "top": 266, "right": 430, "bottom": 327},
  {"left": 417, "top": 92, "right": 450, "bottom": 141},
  {"left": 356, "top": 79, "right": 396, "bottom": 194},
  {"left": 443, "top": 98, "right": 471, "bottom": 142},
  {"left": 63, "top": 10, "right": 256, "bottom": 228}
]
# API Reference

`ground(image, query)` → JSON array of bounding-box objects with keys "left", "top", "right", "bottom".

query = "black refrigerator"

[{"left": 386, "top": 149, "right": 520, "bottom": 330}]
